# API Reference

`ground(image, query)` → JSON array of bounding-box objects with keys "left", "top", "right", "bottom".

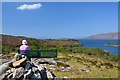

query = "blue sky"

[{"left": 2, "top": 2, "right": 118, "bottom": 39}]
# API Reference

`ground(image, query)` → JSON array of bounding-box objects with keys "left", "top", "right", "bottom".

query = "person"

[
  {"left": 19, "top": 40, "right": 30, "bottom": 58},
  {"left": 20, "top": 40, "right": 30, "bottom": 51},
  {"left": 10, "top": 40, "right": 30, "bottom": 64}
]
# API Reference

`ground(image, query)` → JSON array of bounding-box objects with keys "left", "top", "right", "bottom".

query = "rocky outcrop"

[{"left": 0, "top": 57, "right": 57, "bottom": 80}]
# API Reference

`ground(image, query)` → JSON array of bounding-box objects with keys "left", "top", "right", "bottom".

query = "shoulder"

[
  {"left": 25, "top": 45, "right": 30, "bottom": 49},
  {"left": 20, "top": 45, "right": 23, "bottom": 48}
]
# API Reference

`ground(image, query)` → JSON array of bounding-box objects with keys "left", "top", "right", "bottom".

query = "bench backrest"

[{"left": 27, "top": 49, "right": 58, "bottom": 58}]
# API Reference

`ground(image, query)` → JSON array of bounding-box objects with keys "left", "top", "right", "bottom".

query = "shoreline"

[{"left": 104, "top": 43, "right": 120, "bottom": 47}]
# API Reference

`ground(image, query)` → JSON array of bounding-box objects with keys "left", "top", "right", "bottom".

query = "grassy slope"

[{"left": 47, "top": 52, "right": 118, "bottom": 78}]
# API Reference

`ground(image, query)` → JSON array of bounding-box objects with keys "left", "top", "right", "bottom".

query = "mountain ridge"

[{"left": 86, "top": 32, "right": 119, "bottom": 39}]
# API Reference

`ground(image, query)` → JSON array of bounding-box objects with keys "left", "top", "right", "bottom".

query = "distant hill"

[
  {"left": 1, "top": 34, "right": 81, "bottom": 54},
  {"left": 86, "top": 32, "right": 119, "bottom": 39},
  {"left": 1, "top": 34, "right": 80, "bottom": 47}
]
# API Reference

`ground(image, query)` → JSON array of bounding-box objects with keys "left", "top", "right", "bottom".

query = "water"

[{"left": 78, "top": 39, "right": 119, "bottom": 55}]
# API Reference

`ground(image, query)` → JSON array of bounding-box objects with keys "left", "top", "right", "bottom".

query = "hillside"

[
  {"left": 87, "top": 32, "right": 119, "bottom": 39},
  {"left": 1, "top": 34, "right": 81, "bottom": 54}
]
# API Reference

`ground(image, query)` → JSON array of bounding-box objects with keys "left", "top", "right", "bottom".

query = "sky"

[{"left": 2, "top": 2, "right": 118, "bottom": 39}]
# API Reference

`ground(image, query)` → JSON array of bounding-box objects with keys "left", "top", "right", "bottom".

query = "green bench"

[
  {"left": 29, "top": 49, "right": 58, "bottom": 58},
  {"left": 23, "top": 49, "right": 58, "bottom": 63}
]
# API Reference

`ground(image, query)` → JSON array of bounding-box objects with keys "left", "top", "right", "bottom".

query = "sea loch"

[{"left": 78, "top": 39, "right": 119, "bottom": 55}]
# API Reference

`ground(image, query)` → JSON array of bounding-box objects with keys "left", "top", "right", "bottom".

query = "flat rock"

[
  {"left": 31, "top": 58, "right": 56, "bottom": 65},
  {"left": 12, "top": 58, "right": 26, "bottom": 67}
]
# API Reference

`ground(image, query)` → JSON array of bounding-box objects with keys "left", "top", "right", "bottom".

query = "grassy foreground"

[
  {"left": 47, "top": 52, "right": 119, "bottom": 78},
  {"left": 1, "top": 51, "right": 119, "bottom": 78}
]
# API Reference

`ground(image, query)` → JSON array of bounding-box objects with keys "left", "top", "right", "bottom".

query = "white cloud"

[{"left": 17, "top": 3, "right": 42, "bottom": 10}]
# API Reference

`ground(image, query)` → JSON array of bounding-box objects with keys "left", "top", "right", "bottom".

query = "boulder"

[
  {"left": 32, "top": 67, "right": 38, "bottom": 73},
  {"left": 24, "top": 69, "right": 33, "bottom": 79},
  {"left": 46, "top": 70, "right": 54, "bottom": 79},
  {"left": 0, "top": 59, "right": 10, "bottom": 65},
  {"left": 0, "top": 72, "right": 10, "bottom": 80},
  {"left": 12, "top": 67, "right": 24, "bottom": 78},
  {"left": 0, "top": 54, "right": 3, "bottom": 57},
  {"left": 0, "top": 62, "right": 10, "bottom": 75},
  {"left": 12, "top": 58, "right": 26, "bottom": 67},
  {"left": 24, "top": 61, "right": 31, "bottom": 71},
  {"left": 30, "top": 70, "right": 41, "bottom": 79},
  {"left": 39, "top": 66, "right": 47, "bottom": 79},
  {"left": 7, "top": 73, "right": 13, "bottom": 79}
]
